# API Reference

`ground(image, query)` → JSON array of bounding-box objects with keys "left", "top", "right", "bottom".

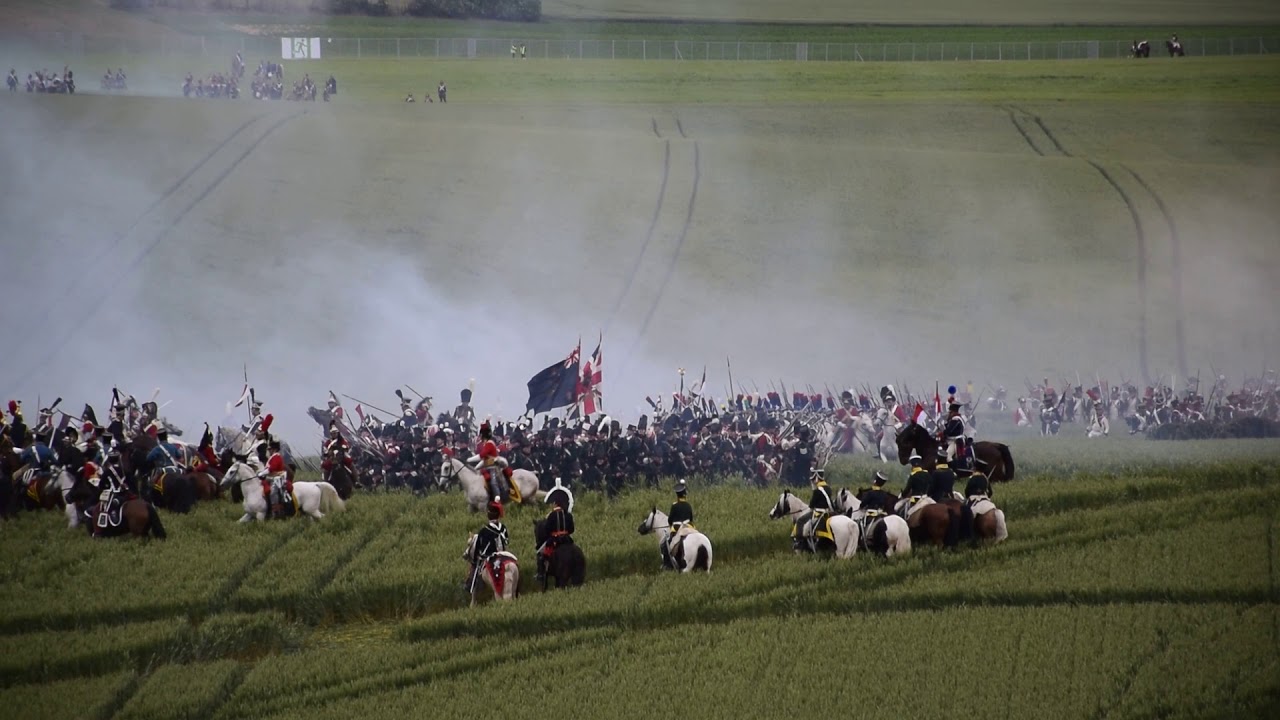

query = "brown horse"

[
  {"left": 323, "top": 464, "right": 356, "bottom": 500},
  {"left": 64, "top": 472, "right": 167, "bottom": 540},
  {"left": 895, "top": 422, "right": 1015, "bottom": 482},
  {"left": 898, "top": 497, "right": 962, "bottom": 548}
]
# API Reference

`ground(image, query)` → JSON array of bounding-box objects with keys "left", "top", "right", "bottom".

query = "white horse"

[
  {"left": 221, "top": 459, "right": 344, "bottom": 522},
  {"left": 874, "top": 410, "right": 900, "bottom": 463},
  {"left": 638, "top": 508, "right": 712, "bottom": 572},
  {"left": 462, "top": 534, "right": 520, "bottom": 607},
  {"left": 767, "top": 490, "right": 860, "bottom": 559},
  {"left": 438, "top": 456, "right": 542, "bottom": 513},
  {"left": 833, "top": 488, "right": 912, "bottom": 557},
  {"left": 49, "top": 467, "right": 83, "bottom": 528}
]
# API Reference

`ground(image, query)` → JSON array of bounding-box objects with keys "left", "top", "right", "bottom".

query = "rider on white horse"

[
  {"left": 469, "top": 422, "right": 517, "bottom": 506},
  {"left": 800, "top": 469, "right": 834, "bottom": 550},
  {"left": 258, "top": 435, "right": 292, "bottom": 516},
  {"left": 664, "top": 481, "right": 695, "bottom": 569},
  {"left": 466, "top": 499, "right": 509, "bottom": 594}
]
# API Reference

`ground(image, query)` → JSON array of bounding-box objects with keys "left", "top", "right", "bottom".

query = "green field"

[{"left": 0, "top": 438, "right": 1278, "bottom": 719}]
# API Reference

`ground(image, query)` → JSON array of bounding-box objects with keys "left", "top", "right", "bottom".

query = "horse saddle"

[
  {"left": 858, "top": 512, "right": 887, "bottom": 551},
  {"left": 810, "top": 513, "right": 835, "bottom": 542}
]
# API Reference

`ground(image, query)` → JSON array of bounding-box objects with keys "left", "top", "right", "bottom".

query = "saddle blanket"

[
  {"left": 895, "top": 496, "right": 933, "bottom": 521},
  {"left": 968, "top": 497, "right": 997, "bottom": 516},
  {"left": 486, "top": 552, "right": 518, "bottom": 596}
]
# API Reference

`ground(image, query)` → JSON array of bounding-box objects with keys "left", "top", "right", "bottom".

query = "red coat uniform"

[{"left": 267, "top": 452, "right": 287, "bottom": 474}]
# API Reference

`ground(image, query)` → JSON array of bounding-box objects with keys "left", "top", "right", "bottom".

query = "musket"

[
  {"left": 726, "top": 357, "right": 735, "bottom": 400},
  {"left": 340, "top": 393, "right": 395, "bottom": 418},
  {"left": 405, "top": 384, "right": 431, "bottom": 402}
]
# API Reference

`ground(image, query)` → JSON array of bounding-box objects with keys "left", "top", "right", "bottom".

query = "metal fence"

[{"left": 6, "top": 32, "right": 1277, "bottom": 62}]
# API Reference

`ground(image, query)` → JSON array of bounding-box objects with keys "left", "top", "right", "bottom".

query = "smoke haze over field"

[{"left": 2, "top": 92, "right": 1278, "bottom": 446}]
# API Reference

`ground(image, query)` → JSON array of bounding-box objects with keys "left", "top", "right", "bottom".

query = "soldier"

[
  {"left": 929, "top": 447, "right": 956, "bottom": 502},
  {"left": 57, "top": 427, "right": 87, "bottom": 482},
  {"left": 511, "top": 43, "right": 518, "bottom": 58},
  {"left": 322, "top": 422, "right": 353, "bottom": 471},
  {"left": 437, "top": 80, "right": 446, "bottom": 103},
  {"left": 14, "top": 429, "right": 54, "bottom": 489},
  {"left": 7, "top": 400, "right": 27, "bottom": 447},
  {"left": 802, "top": 468, "right": 834, "bottom": 549},
  {"left": 858, "top": 471, "right": 897, "bottom": 513},
  {"left": 145, "top": 429, "right": 183, "bottom": 482},
  {"left": 940, "top": 402, "right": 965, "bottom": 461},
  {"left": 520, "top": 44, "right": 527, "bottom": 59},
  {"left": 195, "top": 424, "right": 220, "bottom": 472},
  {"left": 1087, "top": 399, "right": 1110, "bottom": 438},
  {"left": 92, "top": 449, "right": 131, "bottom": 537},
  {"left": 453, "top": 388, "right": 474, "bottom": 430},
  {"left": 664, "top": 480, "right": 695, "bottom": 569},
  {"left": 259, "top": 438, "right": 292, "bottom": 517},
  {"left": 466, "top": 498, "right": 509, "bottom": 593},
  {"left": 959, "top": 465, "right": 994, "bottom": 540},
  {"left": 537, "top": 484, "right": 575, "bottom": 582},
  {"left": 902, "top": 451, "right": 932, "bottom": 499},
  {"left": 469, "top": 422, "right": 516, "bottom": 505}
]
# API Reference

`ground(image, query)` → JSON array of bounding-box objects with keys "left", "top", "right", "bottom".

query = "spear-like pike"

[{"left": 340, "top": 393, "right": 396, "bottom": 418}]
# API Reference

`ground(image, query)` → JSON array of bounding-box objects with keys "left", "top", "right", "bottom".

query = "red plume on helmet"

[
  {"left": 7, "top": 400, "right": 18, "bottom": 415},
  {"left": 487, "top": 498, "right": 504, "bottom": 518},
  {"left": 82, "top": 462, "right": 98, "bottom": 479},
  {"left": 260, "top": 414, "right": 274, "bottom": 434}
]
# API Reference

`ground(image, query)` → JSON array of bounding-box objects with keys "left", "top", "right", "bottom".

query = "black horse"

[
  {"left": 1131, "top": 40, "right": 1151, "bottom": 58},
  {"left": 533, "top": 518, "right": 586, "bottom": 590}
]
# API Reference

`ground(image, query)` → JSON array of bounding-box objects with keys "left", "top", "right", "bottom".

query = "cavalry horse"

[
  {"left": 323, "top": 463, "right": 356, "bottom": 500},
  {"left": 462, "top": 533, "right": 520, "bottom": 607},
  {"left": 58, "top": 469, "right": 166, "bottom": 540},
  {"left": 438, "top": 456, "right": 542, "bottom": 513},
  {"left": 533, "top": 517, "right": 586, "bottom": 589},
  {"left": 767, "top": 490, "right": 862, "bottom": 558},
  {"left": 895, "top": 422, "right": 1015, "bottom": 482},
  {"left": 221, "top": 459, "right": 344, "bottom": 522},
  {"left": 638, "top": 508, "right": 713, "bottom": 572},
  {"left": 832, "top": 488, "right": 912, "bottom": 556}
]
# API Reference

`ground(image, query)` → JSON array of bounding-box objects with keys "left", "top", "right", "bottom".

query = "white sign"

[{"left": 281, "top": 38, "right": 322, "bottom": 60}]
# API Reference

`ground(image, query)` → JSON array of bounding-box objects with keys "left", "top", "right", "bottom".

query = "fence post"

[
  {"left": 397, "top": 38, "right": 401, "bottom": 58},
  {"left": 357, "top": 38, "right": 361, "bottom": 58},
  {"left": 643, "top": 39, "right": 646, "bottom": 60},
  {"left": 736, "top": 41, "right": 740, "bottom": 60}
]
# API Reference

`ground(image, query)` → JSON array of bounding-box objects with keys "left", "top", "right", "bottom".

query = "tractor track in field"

[
  {"left": 1087, "top": 160, "right": 1152, "bottom": 383},
  {"left": 609, "top": 114, "right": 702, "bottom": 375},
  {"left": 3, "top": 109, "right": 305, "bottom": 398},
  {"left": 95, "top": 672, "right": 142, "bottom": 720},
  {"left": 605, "top": 138, "right": 670, "bottom": 331},
  {"left": 1124, "top": 165, "right": 1190, "bottom": 378},
  {"left": 1003, "top": 107, "right": 1043, "bottom": 156}
]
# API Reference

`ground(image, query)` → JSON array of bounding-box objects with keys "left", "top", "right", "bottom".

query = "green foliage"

[
  {"left": 407, "top": 0, "right": 540, "bottom": 21},
  {"left": 116, "top": 660, "right": 245, "bottom": 720},
  {"left": 0, "top": 672, "right": 135, "bottom": 720}
]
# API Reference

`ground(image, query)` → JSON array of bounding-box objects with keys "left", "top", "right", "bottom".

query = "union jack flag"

[{"left": 578, "top": 336, "right": 603, "bottom": 416}]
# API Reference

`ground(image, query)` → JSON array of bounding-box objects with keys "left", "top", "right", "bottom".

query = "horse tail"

[
  {"left": 998, "top": 443, "right": 1015, "bottom": 482},
  {"left": 318, "top": 482, "right": 345, "bottom": 513},
  {"left": 147, "top": 503, "right": 167, "bottom": 540},
  {"left": 694, "top": 543, "right": 711, "bottom": 572},
  {"left": 993, "top": 509, "right": 1008, "bottom": 542}
]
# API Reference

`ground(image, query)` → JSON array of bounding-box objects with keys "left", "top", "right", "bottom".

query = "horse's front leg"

[
  {"left": 65, "top": 503, "right": 80, "bottom": 529},
  {"left": 238, "top": 512, "right": 254, "bottom": 523}
]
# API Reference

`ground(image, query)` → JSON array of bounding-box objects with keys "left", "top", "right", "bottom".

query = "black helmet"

[{"left": 674, "top": 480, "right": 688, "bottom": 495}]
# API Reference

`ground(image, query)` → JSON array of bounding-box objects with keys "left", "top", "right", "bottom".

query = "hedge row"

[{"left": 111, "top": 0, "right": 541, "bottom": 21}]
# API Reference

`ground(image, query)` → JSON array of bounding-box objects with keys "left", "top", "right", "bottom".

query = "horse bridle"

[{"left": 439, "top": 459, "right": 463, "bottom": 487}]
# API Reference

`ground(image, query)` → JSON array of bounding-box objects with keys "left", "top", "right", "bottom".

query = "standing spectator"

[{"left": 437, "top": 80, "right": 446, "bottom": 103}]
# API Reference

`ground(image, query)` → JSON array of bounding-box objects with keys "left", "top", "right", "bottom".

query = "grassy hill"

[{"left": 1, "top": 439, "right": 1278, "bottom": 719}]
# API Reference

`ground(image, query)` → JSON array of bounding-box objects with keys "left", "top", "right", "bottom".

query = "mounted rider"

[
  {"left": 896, "top": 451, "right": 932, "bottom": 516},
  {"left": 929, "top": 446, "right": 956, "bottom": 502},
  {"left": 321, "top": 422, "right": 353, "bottom": 475},
  {"left": 537, "top": 480, "right": 575, "bottom": 582},
  {"left": 858, "top": 470, "right": 897, "bottom": 514},
  {"left": 14, "top": 428, "right": 54, "bottom": 489},
  {"left": 256, "top": 416, "right": 292, "bottom": 516},
  {"left": 145, "top": 428, "right": 183, "bottom": 492},
  {"left": 7, "top": 400, "right": 27, "bottom": 447},
  {"left": 959, "top": 465, "right": 994, "bottom": 540},
  {"left": 466, "top": 498, "right": 509, "bottom": 594},
  {"left": 940, "top": 402, "right": 966, "bottom": 462},
  {"left": 92, "top": 448, "right": 131, "bottom": 537},
  {"left": 194, "top": 423, "right": 220, "bottom": 472},
  {"left": 664, "top": 480, "right": 695, "bottom": 568},
  {"left": 802, "top": 468, "right": 835, "bottom": 549},
  {"left": 469, "top": 421, "right": 518, "bottom": 506},
  {"left": 58, "top": 426, "right": 87, "bottom": 481}
]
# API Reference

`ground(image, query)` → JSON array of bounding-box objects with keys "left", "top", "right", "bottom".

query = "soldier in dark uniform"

[
  {"left": 537, "top": 484, "right": 574, "bottom": 582},
  {"left": 7, "top": 400, "right": 27, "bottom": 448},
  {"left": 466, "top": 499, "right": 509, "bottom": 593},
  {"left": 959, "top": 466, "right": 993, "bottom": 541},
  {"left": 58, "top": 427, "right": 87, "bottom": 482},
  {"left": 803, "top": 468, "right": 834, "bottom": 549},
  {"left": 902, "top": 451, "right": 932, "bottom": 499},
  {"left": 783, "top": 426, "right": 815, "bottom": 488},
  {"left": 664, "top": 480, "right": 694, "bottom": 568},
  {"left": 929, "top": 447, "right": 956, "bottom": 502},
  {"left": 858, "top": 471, "right": 897, "bottom": 513},
  {"left": 941, "top": 402, "right": 965, "bottom": 461}
]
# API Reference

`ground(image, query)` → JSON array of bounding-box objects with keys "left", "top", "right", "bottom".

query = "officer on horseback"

[
  {"left": 858, "top": 471, "right": 897, "bottom": 513},
  {"left": 941, "top": 402, "right": 965, "bottom": 461},
  {"left": 259, "top": 436, "right": 292, "bottom": 517},
  {"left": 93, "top": 448, "right": 130, "bottom": 537},
  {"left": 146, "top": 429, "right": 182, "bottom": 482},
  {"left": 664, "top": 480, "right": 695, "bottom": 568},
  {"left": 14, "top": 429, "right": 54, "bottom": 489},
  {"left": 959, "top": 465, "right": 994, "bottom": 541},
  {"left": 537, "top": 482, "right": 575, "bottom": 582},
  {"left": 470, "top": 421, "right": 516, "bottom": 506},
  {"left": 467, "top": 498, "right": 509, "bottom": 593},
  {"left": 803, "top": 468, "right": 834, "bottom": 549},
  {"left": 321, "top": 423, "right": 353, "bottom": 473}
]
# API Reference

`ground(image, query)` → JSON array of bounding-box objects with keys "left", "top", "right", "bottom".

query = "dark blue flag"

[{"left": 527, "top": 343, "right": 580, "bottom": 414}]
